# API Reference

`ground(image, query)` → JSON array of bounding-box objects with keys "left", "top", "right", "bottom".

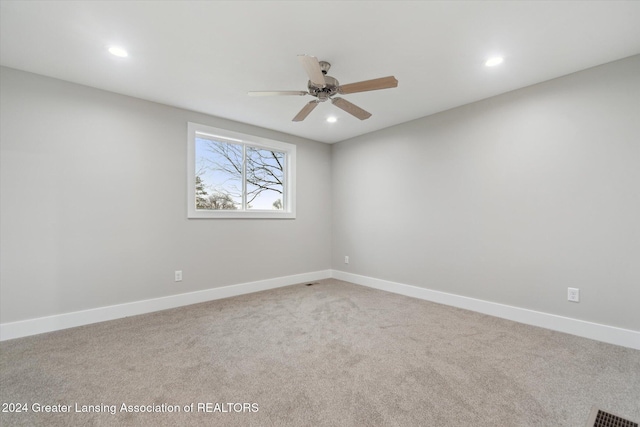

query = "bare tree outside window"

[
  {"left": 195, "top": 137, "right": 284, "bottom": 210},
  {"left": 246, "top": 146, "right": 284, "bottom": 210},
  {"left": 188, "top": 123, "right": 296, "bottom": 219}
]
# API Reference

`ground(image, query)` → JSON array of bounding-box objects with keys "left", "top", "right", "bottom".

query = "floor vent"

[{"left": 587, "top": 407, "right": 638, "bottom": 427}]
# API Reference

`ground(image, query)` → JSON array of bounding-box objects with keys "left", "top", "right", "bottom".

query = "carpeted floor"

[{"left": 1, "top": 279, "right": 639, "bottom": 426}]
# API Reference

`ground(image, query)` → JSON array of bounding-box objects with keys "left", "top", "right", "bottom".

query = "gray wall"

[
  {"left": 3, "top": 56, "right": 639, "bottom": 331},
  {"left": 332, "top": 55, "right": 640, "bottom": 331},
  {"left": 0, "top": 67, "right": 332, "bottom": 324}
]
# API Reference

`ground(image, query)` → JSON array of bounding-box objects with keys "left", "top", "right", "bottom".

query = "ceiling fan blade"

[
  {"left": 292, "top": 100, "right": 319, "bottom": 122},
  {"left": 331, "top": 97, "right": 372, "bottom": 120},
  {"left": 338, "top": 76, "right": 398, "bottom": 94},
  {"left": 297, "top": 55, "right": 326, "bottom": 87},
  {"left": 248, "top": 91, "right": 308, "bottom": 96}
]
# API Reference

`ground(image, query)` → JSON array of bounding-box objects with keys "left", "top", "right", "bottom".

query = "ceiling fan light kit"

[{"left": 249, "top": 54, "right": 398, "bottom": 122}]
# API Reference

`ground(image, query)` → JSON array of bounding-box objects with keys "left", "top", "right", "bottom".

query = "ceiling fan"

[{"left": 248, "top": 55, "right": 398, "bottom": 122}]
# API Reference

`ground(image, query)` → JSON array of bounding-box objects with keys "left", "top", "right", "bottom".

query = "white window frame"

[{"left": 187, "top": 122, "right": 296, "bottom": 219}]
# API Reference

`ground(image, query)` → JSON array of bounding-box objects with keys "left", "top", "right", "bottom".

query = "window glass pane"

[
  {"left": 246, "top": 147, "right": 285, "bottom": 210},
  {"left": 195, "top": 137, "right": 242, "bottom": 210}
]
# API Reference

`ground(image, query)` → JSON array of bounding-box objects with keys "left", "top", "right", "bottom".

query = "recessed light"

[
  {"left": 485, "top": 57, "right": 504, "bottom": 67},
  {"left": 108, "top": 46, "right": 128, "bottom": 58},
  {"left": 327, "top": 116, "right": 337, "bottom": 123}
]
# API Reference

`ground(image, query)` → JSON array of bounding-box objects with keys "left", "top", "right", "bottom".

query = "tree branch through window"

[{"left": 196, "top": 138, "right": 284, "bottom": 210}]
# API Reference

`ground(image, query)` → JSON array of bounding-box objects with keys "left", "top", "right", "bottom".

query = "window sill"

[{"left": 188, "top": 210, "right": 296, "bottom": 219}]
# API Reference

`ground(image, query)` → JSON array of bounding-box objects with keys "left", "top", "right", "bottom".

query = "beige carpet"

[{"left": 1, "top": 279, "right": 639, "bottom": 426}]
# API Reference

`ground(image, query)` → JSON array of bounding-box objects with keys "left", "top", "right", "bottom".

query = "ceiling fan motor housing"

[{"left": 308, "top": 75, "right": 339, "bottom": 101}]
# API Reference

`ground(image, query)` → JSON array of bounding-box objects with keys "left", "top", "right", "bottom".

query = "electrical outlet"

[
  {"left": 567, "top": 287, "right": 579, "bottom": 302},
  {"left": 344, "top": 256, "right": 349, "bottom": 264},
  {"left": 175, "top": 270, "right": 183, "bottom": 282}
]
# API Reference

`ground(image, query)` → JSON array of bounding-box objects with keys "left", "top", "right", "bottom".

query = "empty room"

[{"left": 1, "top": 1, "right": 639, "bottom": 426}]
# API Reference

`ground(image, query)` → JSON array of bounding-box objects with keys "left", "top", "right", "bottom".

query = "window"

[{"left": 188, "top": 122, "right": 296, "bottom": 218}]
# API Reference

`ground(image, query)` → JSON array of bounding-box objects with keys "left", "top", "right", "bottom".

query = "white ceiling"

[{"left": 1, "top": 1, "right": 639, "bottom": 144}]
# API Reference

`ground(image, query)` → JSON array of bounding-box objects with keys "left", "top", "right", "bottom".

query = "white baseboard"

[
  {"left": 0, "top": 270, "right": 331, "bottom": 341},
  {"left": 331, "top": 270, "right": 640, "bottom": 350},
  {"left": 4, "top": 269, "right": 638, "bottom": 350}
]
